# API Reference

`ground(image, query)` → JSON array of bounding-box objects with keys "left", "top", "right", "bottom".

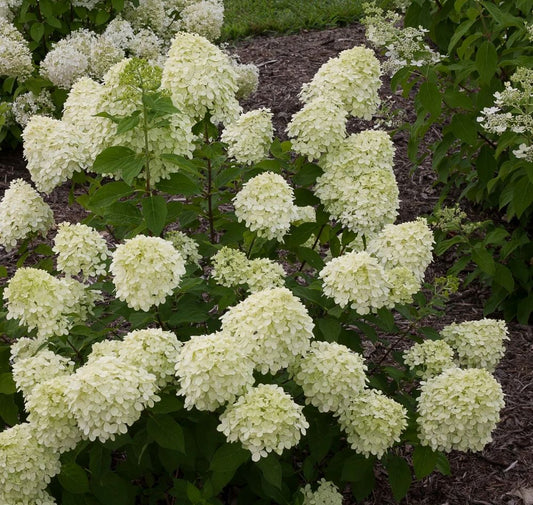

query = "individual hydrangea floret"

[
  {"left": 110, "top": 235, "right": 186, "bottom": 311},
  {"left": 165, "top": 230, "right": 202, "bottom": 265},
  {"left": 246, "top": 257, "right": 285, "bottom": 293},
  {"left": 290, "top": 341, "right": 368, "bottom": 414},
  {"left": 0, "top": 423, "right": 61, "bottom": 503},
  {"left": 417, "top": 367, "right": 505, "bottom": 452},
  {"left": 403, "top": 340, "right": 455, "bottom": 379},
  {"left": 319, "top": 251, "right": 391, "bottom": 314},
  {"left": 11, "top": 89, "right": 55, "bottom": 128},
  {"left": 221, "top": 108, "right": 273, "bottom": 164},
  {"left": 338, "top": 389, "right": 408, "bottom": 458},
  {"left": 180, "top": 0, "right": 224, "bottom": 41},
  {"left": 0, "top": 179, "right": 54, "bottom": 251},
  {"left": 220, "top": 287, "right": 314, "bottom": 374},
  {"left": 53, "top": 222, "right": 110, "bottom": 279},
  {"left": 218, "top": 384, "right": 309, "bottom": 462},
  {"left": 440, "top": 319, "right": 509, "bottom": 372},
  {"left": 23, "top": 115, "right": 82, "bottom": 194},
  {"left": 301, "top": 479, "right": 343, "bottom": 505},
  {"left": 65, "top": 355, "right": 160, "bottom": 442},
  {"left": 233, "top": 171, "right": 296, "bottom": 241},
  {"left": 211, "top": 246, "right": 250, "bottom": 287},
  {"left": 175, "top": 332, "right": 255, "bottom": 411}
]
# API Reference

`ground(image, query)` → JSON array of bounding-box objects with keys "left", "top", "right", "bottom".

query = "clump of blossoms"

[
  {"left": 290, "top": 341, "right": 368, "bottom": 414},
  {"left": 180, "top": 0, "right": 224, "bottom": 41},
  {"left": 218, "top": 384, "right": 309, "bottom": 462},
  {"left": 230, "top": 57, "right": 259, "bottom": 99},
  {"left": 53, "top": 222, "right": 110, "bottom": 279},
  {"left": 0, "top": 179, "right": 54, "bottom": 251},
  {"left": 338, "top": 389, "right": 408, "bottom": 458},
  {"left": 0, "top": 17, "right": 33, "bottom": 80},
  {"left": 4, "top": 267, "right": 97, "bottom": 338},
  {"left": 417, "top": 367, "right": 505, "bottom": 452},
  {"left": 11, "top": 90, "right": 55, "bottom": 128},
  {"left": 233, "top": 171, "right": 297, "bottom": 241},
  {"left": 0, "top": 423, "right": 61, "bottom": 504},
  {"left": 65, "top": 354, "right": 160, "bottom": 442},
  {"left": 440, "top": 319, "right": 509, "bottom": 372},
  {"left": 245, "top": 258, "right": 285, "bottom": 292},
  {"left": 165, "top": 230, "right": 201, "bottom": 265},
  {"left": 110, "top": 235, "right": 186, "bottom": 311},
  {"left": 220, "top": 287, "right": 314, "bottom": 374},
  {"left": 175, "top": 332, "right": 255, "bottom": 411},
  {"left": 403, "top": 340, "right": 455, "bottom": 379},
  {"left": 221, "top": 108, "right": 274, "bottom": 164},
  {"left": 301, "top": 479, "right": 343, "bottom": 505}
]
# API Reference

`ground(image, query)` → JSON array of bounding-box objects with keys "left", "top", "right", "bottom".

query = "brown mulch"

[{"left": 0, "top": 22, "right": 532, "bottom": 505}]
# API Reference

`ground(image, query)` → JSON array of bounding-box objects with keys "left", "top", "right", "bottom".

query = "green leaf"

[
  {"left": 493, "top": 263, "right": 514, "bottom": 292},
  {"left": 257, "top": 455, "right": 282, "bottom": 490},
  {"left": 147, "top": 414, "right": 185, "bottom": 452},
  {"left": 448, "top": 113, "right": 478, "bottom": 145},
  {"left": 156, "top": 172, "right": 201, "bottom": 196},
  {"left": 86, "top": 182, "right": 134, "bottom": 210},
  {"left": 317, "top": 317, "right": 342, "bottom": 342},
  {"left": 472, "top": 244, "right": 496, "bottom": 275},
  {"left": 412, "top": 446, "right": 439, "bottom": 480},
  {"left": 292, "top": 163, "right": 323, "bottom": 186},
  {"left": 0, "top": 394, "right": 18, "bottom": 424},
  {"left": 93, "top": 146, "right": 144, "bottom": 183},
  {"left": 418, "top": 82, "right": 441, "bottom": 117},
  {"left": 95, "top": 10, "right": 110, "bottom": 25},
  {"left": 0, "top": 373, "right": 16, "bottom": 394},
  {"left": 296, "top": 246, "right": 325, "bottom": 270},
  {"left": 142, "top": 195, "right": 167, "bottom": 236},
  {"left": 112, "top": 0, "right": 124, "bottom": 10},
  {"left": 342, "top": 454, "right": 375, "bottom": 501},
  {"left": 384, "top": 454, "right": 412, "bottom": 501},
  {"left": 91, "top": 472, "right": 135, "bottom": 505},
  {"left": 104, "top": 201, "right": 142, "bottom": 226},
  {"left": 475, "top": 41, "right": 498, "bottom": 84},
  {"left": 116, "top": 112, "right": 140, "bottom": 135},
  {"left": 285, "top": 222, "right": 317, "bottom": 248},
  {"left": 435, "top": 452, "right": 451, "bottom": 475},
  {"left": 448, "top": 18, "right": 476, "bottom": 53},
  {"left": 30, "top": 22, "right": 45, "bottom": 41},
  {"left": 58, "top": 462, "right": 90, "bottom": 494},
  {"left": 208, "top": 443, "right": 250, "bottom": 494}
]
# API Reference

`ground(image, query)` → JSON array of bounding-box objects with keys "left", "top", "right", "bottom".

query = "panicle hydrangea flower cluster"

[
  {"left": 53, "top": 222, "right": 110, "bottom": 279},
  {"left": 233, "top": 171, "right": 298, "bottom": 241},
  {"left": 230, "top": 57, "right": 259, "bottom": 99},
  {"left": 4, "top": 267, "right": 97, "bottom": 338},
  {"left": 221, "top": 108, "right": 274, "bottom": 164},
  {"left": 218, "top": 384, "right": 309, "bottom": 462},
  {"left": 301, "top": 479, "right": 344, "bottom": 505},
  {"left": 417, "top": 367, "right": 505, "bottom": 452},
  {"left": 110, "top": 235, "right": 186, "bottom": 311},
  {"left": 22, "top": 115, "right": 83, "bottom": 193},
  {"left": 220, "top": 287, "right": 314, "bottom": 374},
  {"left": 440, "top": 319, "right": 509, "bottom": 372},
  {"left": 0, "top": 0, "right": 23, "bottom": 20},
  {"left": 175, "top": 332, "right": 255, "bottom": 411},
  {"left": 211, "top": 246, "right": 285, "bottom": 293},
  {"left": 180, "top": 0, "right": 224, "bottom": 41},
  {"left": 65, "top": 354, "right": 160, "bottom": 442},
  {"left": 0, "top": 423, "right": 61, "bottom": 504},
  {"left": 315, "top": 130, "right": 399, "bottom": 236},
  {"left": 0, "top": 17, "right": 33, "bottom": 80},
  {"left": 162, "top": 32, "right": 241, "bottom": 124},
  {"left": 165, "top": 230, "right": 202, "bottom": 265},
  {"left": 338, "top": 389, "right": 408, "bottom": 457},
  {"left": 403, "top": 339, "right": 455, "bottom": 379},
  {"left": 290, "top": 341, "right": 368, "bottom": 413},
  {"left": 11, "top": 89, "right": 54, "bottom": 127},
  {"left": 0, "top": 179, "right": 54, "bottom": 251}
]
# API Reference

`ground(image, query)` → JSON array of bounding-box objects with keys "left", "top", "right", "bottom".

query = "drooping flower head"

[{"left": 218, "top": 384, "right": 309, "bottom": 461}]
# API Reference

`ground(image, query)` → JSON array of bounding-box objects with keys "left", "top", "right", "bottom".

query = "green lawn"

[{"left": 221, "top": 0, "right": 365, "bottom": 40}]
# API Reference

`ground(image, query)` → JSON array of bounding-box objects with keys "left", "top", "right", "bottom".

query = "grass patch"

[{"left": 221, "top": 0, "right": 365, "bottom": 41}]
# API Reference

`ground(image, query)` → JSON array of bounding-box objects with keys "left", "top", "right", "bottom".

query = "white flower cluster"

[
  {"left": 220, "top": 287, "right": 314, "bottom": 374},
  {"left": 221, "top": 108, "right": 274, "bottom": 164},
  {"left": 0, "top": 17, "right": 33, "bottom": 80},
  {"left": 0, "top": 179, "right": 54, "bottom": 251},
  {"left": 4, "top": 267, "right": 97, "bottom": 338},
  {"left": 301, "top": 479, "right": 343, "bottom": 505},
  {"left": 338, "top": 389, "right": 408, "bottom": 458},
  {"left": 417, "top": 367, "right": 505, "bottom": 452},
  {"left": 180, "top": 0, "right": 224, "bottom": 41},
  {"left": 218, "top": 384, "right": 309, "bottom": 462},
  {"left": 162, "top": 32, "right": 241, "bottom": 124},
  {"left": 165, "top": 230, "right": 202, "bottom": 265},
  {"left": 212, "top": 246, "right": 285, "bottom": 293},
  {"left": 403, "top": 339, "right": 455, "bottom": 379},
  {"left": 233, "top": 171, "right": 298, "bottom": 241},
  {"left": 315, "top": 130, "right": 399, "bottom": 236},
  {"left": 111, "top": 235, "right": 186, "bottom": 311},
  {"left": 53, "top": 222, "right": 110, "bottom": 279},
  {"left": 0, "top": 423, "right": 61, "bottom": 505},
  {"left": 230, "top": 57, "right": 259, "bottom": 99},
  {"left": 440, "top": 319, "right": 509, "bottom": 372},
  {"left": 0, "top": 0, "right": 22, "bottom": 20},
  {"left": 175, "top": 332, "right": 255, "bottom": 411},
  {"left": 11, "top": 89, "right": 54, "bottom": 127},
  {"left": 291, "top": 341, "right": 368, "bottom": 413}
]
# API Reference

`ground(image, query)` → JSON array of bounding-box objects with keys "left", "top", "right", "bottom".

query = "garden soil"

[{"left": 0, "top": 22, "right": 532, "bottom": 505}]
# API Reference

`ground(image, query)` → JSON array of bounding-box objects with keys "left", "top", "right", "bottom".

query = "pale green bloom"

[
  {"left": 404, "top": 340, "right": 455, "bottom": 379},
  {"left": 301, "top": 479, "right": 343, "bottom": 505}
]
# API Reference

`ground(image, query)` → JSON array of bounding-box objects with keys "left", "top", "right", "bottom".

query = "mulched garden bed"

[{"left": 0, "top": 21, "right": 531, "bottom": 505}]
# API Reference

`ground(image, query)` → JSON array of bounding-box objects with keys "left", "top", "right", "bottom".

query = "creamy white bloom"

[
  {"left": 180, "top": 0, "right": 224, "bottom": 41},
  {"left": 111, "top": 235, "right": 186, "bottom": 311},
  {"left": 211, "top": 246, "right": 250, "bottom": 287},
  {"left": 403, "top": 340, "right": 456, "bottom": 379},
  {"left": 0, "top": 18, "right": 33, "bottom": 80},
  {"left": 128, "top": 27, "right": 164, "bottom": 62},
  {"left": 233, "top": 171, "right": 296, "bottom": 241},
  {"left": 338, "top": 390, "right": 408, "bottom": 457},
  {"left": 123, "top": 0, "right": 170, "bottom": 37},
  {"left": 12, "top": 89, "right": 54, "bottom": 127},
  {"left": 440, "top": 319, "right": 509, "bottom": 372},
  {"left": 103, "top": 17, "right": 135, "bottom": 50},
  {"left": 245, "top": 258, "right": 285, "bottom": 293},
  {"left": 220, "top": 287, "right": 314, "bottom": 374},
  {"left": 165, "top": 230, "right": 202, "bottom": 265},
  {"left": 417, "top": 367, "right": 505, "bottom": 452},
  {"left": 88, "top": 35, "right": 125, "bottom": 79},
  {"left": 0, "top": 179, "right": 54, "bottom": 251},
  {"left": 301, "top": 479, "right": 343, "bottom": 505},
  {"left": 218, "top": 384, "right": 309, "bottom": 462},
  {"left": 385, "top": 266, "right": 421, "bottom": 305},
  {"left": 175, "top": 332, "right": 255, "bottom": 411},
  {"left": 221, "top": 108, "right": 273, "bottom": 164},
  {"left": 231, "top": 59, "right": 259, "bottom": 99},
  {"left": 291, "top": 341, "right": 367, "bottom": 414}
]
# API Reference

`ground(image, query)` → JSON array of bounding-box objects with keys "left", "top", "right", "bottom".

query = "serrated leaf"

[
  {"left": 418, "top": 82, "right": 441, "bottom": 117},
  {"left": 93, "top": 146, "right": 144, "bottom": 182},
  {"left": 58, "top": 462, "right": 90, "bottom": 494},
  {"left": 475, "top": 41, "right": 498, "bottom": 84},
  {"left": 412, "top": 446, "right": 439, "bottom": 480},
  {"left": 141, "top": 195, "right": 167, "bottom": 236},
  {"left": 147, "top": 415, "right": 185, "bottom": 452},
  {"left": 257, "top": 455, "right": 282, "bottom": 489},
  {"left": 30, "top": 22, "right": 44, "bottom": 41},
  {"left": 472, "top": 244, "right": 496, "bottom": 275},
  {"left": 116, "top": 113, "right": 140, "bottom": 135},
  {"left": 0, "top": 373, "right": 16, "bottom": 394},
  {"left": 86, "top": 182, "right": 134, "bottom": 210},
  {"left": 385, "top": 455, "right": 412, "bottom": 501}
]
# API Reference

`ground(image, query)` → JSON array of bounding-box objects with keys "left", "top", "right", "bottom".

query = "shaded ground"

[{"left": 0, "top": 22, "right": 531, "bottom": 505}]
